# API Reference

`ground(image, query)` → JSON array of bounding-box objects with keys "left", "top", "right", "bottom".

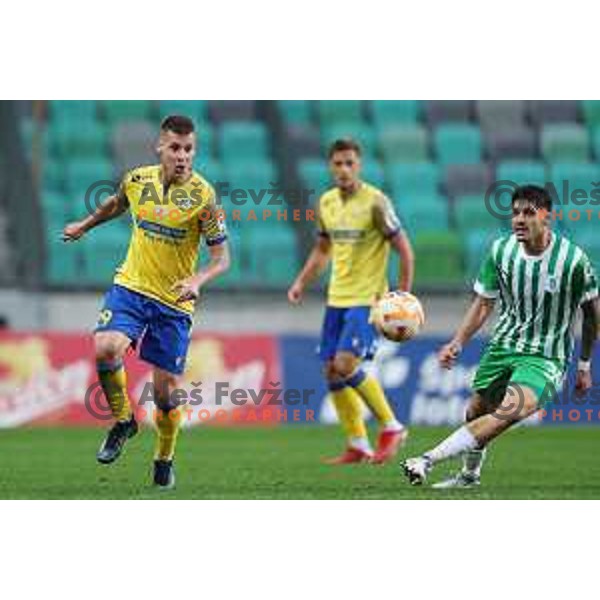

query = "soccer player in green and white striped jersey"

[{"left": 402, "top": 185, "right": 599, "bottom": 487}]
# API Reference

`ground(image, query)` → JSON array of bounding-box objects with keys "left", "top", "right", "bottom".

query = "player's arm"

[
  {"left": 62, "top": 182, "right": 128, "bottom": 242},
  {"left": 288, "top": 200, "right": 331, "bottom": 304},
  {"left": 172, "top": 195, "right": 230, "bottom": 303},
  {"left": 373, "top": 193, "right": 414, "bottom": 292},
  {"left": 439, "top": 244, "right": 499, "bottom": 369},
  {"left": 575, "top": 255, "right": 599, "bottom": 394}
]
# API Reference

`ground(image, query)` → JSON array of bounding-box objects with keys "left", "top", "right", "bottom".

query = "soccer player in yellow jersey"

[
  {"left": 288, "top": 138, "right": 415, "bottom": 464},
  {"left": 62, "top": 115, "right": 229, "bottom": 488}
]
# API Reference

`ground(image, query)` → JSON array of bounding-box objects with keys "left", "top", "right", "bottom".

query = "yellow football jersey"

[
  {"left": 113, "top": 165, "right": 227, "bottom": 314},
  {"left": 317, "top": 182, "right": 402, "bottom": 307}
]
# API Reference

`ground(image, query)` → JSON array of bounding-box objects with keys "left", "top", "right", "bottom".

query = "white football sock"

[
  {"left": 424, "top": 425, "right": 478, "bottom": 465},
  {"left": 349, "top": 437, "right": 372, "bottom": 453},
  {"left": 462, "top": 447, "right": 487, "bottom": 477},
  {"left": 382, "top": 420, "right": 403, "bottom": 432}
]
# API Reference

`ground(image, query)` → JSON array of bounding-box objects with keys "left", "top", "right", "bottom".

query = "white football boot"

[{"left": 401, "top": 456, "right": 432, "bottom": 486}]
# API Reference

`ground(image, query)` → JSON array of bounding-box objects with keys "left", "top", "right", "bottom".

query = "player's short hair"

[
  {"left": 511, "top": 184, "right": 552, "bottom": 212},
  {"left": 160, "top": 115, "right": 195, "bottom": 135},
  {"left": 328, "top": 138, "right": 362, "bottom": 158}
]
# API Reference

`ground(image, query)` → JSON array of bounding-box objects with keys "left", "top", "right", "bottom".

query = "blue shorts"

[
  {"left": 95, "top": 284, "right": 193, "bottom": 375},
  {"left": 318, "top": 306, "right": 378, "bottom": 363}
]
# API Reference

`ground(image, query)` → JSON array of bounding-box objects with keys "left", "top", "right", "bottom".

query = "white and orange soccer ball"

[{"left": 371, "top": 291, "right": 425, "bottom": 343}]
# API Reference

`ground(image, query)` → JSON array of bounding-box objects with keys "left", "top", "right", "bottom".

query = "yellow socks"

[
  {"left": 330, "top": 384, "right": 367, "bottom": 440},
  {"left": 155, "top": 407, "right": 182, "bottom": 461},
  {"left": 97, "top": 361, "right": 132, "bottom": 422},
  {"left": 347, "top": 370, "right": 398, "bottom": 428}
]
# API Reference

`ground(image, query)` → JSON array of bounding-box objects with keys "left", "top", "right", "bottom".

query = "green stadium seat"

[
  {"left": 244, "top": 226, "right": 298, "bottom": 287},
  {"left": 49, "top": 121, "right": 109, "bottom": 159},
  {"left": 298, "top": 159, "right": 331, "bottom": 195},
  {"left": 277, "top": 101, "right": 312, "bottom": 125},
  {"left": 581, "top": 101, "right": 600, "bottom": 128},
  {"left": 317, "top": 101, "right": 364, "bottom": 126},
  {"left": 496, "top": 161, "right": 547, "bottom": 186},
  {"left": 64, "top": 158, "right": 114, "bottom": 195},
  {"left": 45, "top": 239, "right": 82, "bottom": 286},
  {"left": 413, "top": 231, "right": 464, "bottom": 288},
  {"left": 101, "top": 100, "right": 153, "bottom": 124},
  {"left": 157, "top": 100, "right": 207, "bottom": 124},
  {"left": 591, "top": 128, "right": 600, "bottom": 161},
  {"left": 48, "top": 100, "right": 98, "bottom": 124},
  {"left": 223, "top": 160, "right": 277, "bottom": 186},
  {"left": 434, "top": 124, "right": 482, "bottom": 165},
  {"left": 398, "top": 194, "right": 449, "bottom": 234},
  {"left": 454, "top": 195, "right": 505, "bottom": 232},
  {"left": 80, "top": 227, "right": 130, "bottom": 285},
  {"left": 20, "top": 118, "right": 49, "bottom": 158},
  {"left": 549, "top": 162, "right": 600, "bottom": 194},
  {"left": 370, "top": 101, "right": 420, "bottom": 128},
  {"left": 194, "top": 159, "right": 224, "bottom": 184},
  {"left": 378, "top": 126, "right": 429, "bottom": 163},
  {"left": 540, "top": 124, "right": 589, "bottom": 163},
  {"left": 320, "top": 123, "right": 376, "bottom": 156},
  {"left": 41, "top": 159, "right": 65, "bottom": 193},
  {"left": 219, "top": 122, "right": 269, "bottom": 161},
  {"left": 574, "top": 230, "right": 600, "bottom": 272},
  {"left": 464, "top": 230, "right": 500, "bottom": 280},
  {"left": 196, "top": 123, "right": 214, "bottom": 157},
  {"left": 386, "top": 162, "right": 440, "bottom": 198},
  {"left": 361, "top": 159, "right": 386, "bottom": 188}
]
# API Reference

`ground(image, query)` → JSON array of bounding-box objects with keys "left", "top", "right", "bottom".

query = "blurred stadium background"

[{"left": 0, "top": 100, "right": 599, "bottom": 442}]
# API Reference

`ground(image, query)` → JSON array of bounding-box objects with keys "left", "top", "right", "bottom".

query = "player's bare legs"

[
  {"left": 152, "top": 367, "right": 182, "bottom": 488},
  {"left": 403, "top": 384, "right": 539, "bottom": 485},
  {"left": 95, "top": 331, "right": 138, "bottom": 464}
]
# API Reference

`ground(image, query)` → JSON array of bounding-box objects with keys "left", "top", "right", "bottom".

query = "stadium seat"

[
  {"left": 219, "top": 122, "right": 269, "bottom": 161},
  {"left": 484, "top": 127, "right": 537, "bottom": 161},
  {"left": 444, "top": 164, "right": 493, "bottom": 199},
  {"left": 361, "top": 159, "right": 386, "bottom": 188},
  {"left": 496, "top": 161, "right": 547, "bottom": 186},
  {"left": 45, "top": 239, "right": 82, "bottom": 286},
  {"left": 454, "top": 195, "right": 504, "bottom": 232},
  {"left": 476, "top": 100, "right": 526, "bottom": 129},
  {"left": 244, "top": 226, "right": 299, "bottom": 287},
  {"left": 49, "top": 121, "right": 109, "bottom": 159},
  {"left": 581, "top": 100, "right": 600, "bottom": 128},
  {"left": 298, "top": 159, "right": 331, "bottom": 195},
  {"left": 283, "top": 125, "right": 321, "bottom": 159},
  {"left": 590, "top": 128, "right": 600, "bottom": 161},
  {"left": 378, "top": 126, "right": 429, "bottom": 163},
  {"left": 573, "top": 230, "right": 600, "bottom": 271},
  {"left": 529, "top": 100, "right": 579, "bottom": 125},
  {"left": 48, "top": 100, "right": 98, "bottom": 124},
  {"left": 80, "top": 227, "right": 130, "bottom": 285},
  {"left": 397, "top": 194, "right": 449, "bottom": 234},
  {"left": 413, "top": 232, "right": 464, "bottom": 288},
  {"left": 41, "top": 159, "right": 65, "bottom": 193},
  {"left": 111, "top": 121, "right": 156, "bottom": 173},
  {"left": 464, "top": 230, "right": 500, "bottom": 280},
  {"left": 433, "top": 124, "right": 482, "bottom": 165},
  {"left": 370, "top": 101, "right": 421, "bottom": 128},
  {"left": 317, "top": 101, "right": 364, "bottom": 126},
  {"left": 101, "top": 100, "right": 153, "bottom": 124},
  {"left": 157, "top": 100, "right": 207, "bottom": 124},
  {"left": 320, "top": 123, "right": 376, "bottom": 156},
  {"left": 193, "top": 159, "right": 224, "bottom": 184},
  {"left": 64, "top": 158, "right": 114, "bottom": 195},
  {"left": 548, "top": 163, "right": 600, "bottom": 215},
  {"left": 386, "top": 162, "right": 440, "bottom": 198},
  {"left": 277, "top": 101, "right": 312, "bottom": 125},
  {"left": 209, "top": 101, "right": 257, "bottom": 123},
  {"left": 540, "top": 124, "right": 590, "bottom": 163},
  {"left": 423, "top": 100, "right": 472, "bottom": 126},
  {"left": 223, "top": 159, "right": 277, "bottom": 187}
]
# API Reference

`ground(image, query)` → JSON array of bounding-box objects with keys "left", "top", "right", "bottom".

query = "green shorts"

[{"left": 472, "top": 344, "right": 565, "bottom": 405}]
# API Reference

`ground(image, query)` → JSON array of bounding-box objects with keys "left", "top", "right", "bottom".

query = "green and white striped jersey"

[{"left": 475, "top": 233, "right": 599, "bottom": 362}]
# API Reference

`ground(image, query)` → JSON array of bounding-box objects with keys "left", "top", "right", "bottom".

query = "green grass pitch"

[{"left": 1, "top": 425, "right": 599, "bottom": 499}]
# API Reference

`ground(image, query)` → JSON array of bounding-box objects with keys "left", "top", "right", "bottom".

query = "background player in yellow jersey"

[
  {"left": 288, "top": 139, "right": 415, "bottom": 464},
  {"left": 62, "top": 115, "right": 230, "bottom": 488}
]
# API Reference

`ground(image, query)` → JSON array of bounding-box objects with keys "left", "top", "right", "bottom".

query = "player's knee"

[
  {"left": 94, "top": 334, "right": 125, "bottom": 365},
  {"left": 153, "top": 372, "right": 180, "bottom": 412},
  {"left": 332, "top": 354, "right": 358, "bottom": 379},
  {"left": 496, "top": 386, "right": 538, "bottom": 422}
]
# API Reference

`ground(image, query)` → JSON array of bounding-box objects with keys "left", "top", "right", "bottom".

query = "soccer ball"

[{"left": 372, "top": 291, "right": 425, "bottom": 343}]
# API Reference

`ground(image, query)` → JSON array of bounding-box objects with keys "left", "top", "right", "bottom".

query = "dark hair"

[
  {"left": 328, "top": 138, "right": 362, "bottom": 158},
  {"left": 160, "top": 115, "right": 195, "bottom": 135},
  {"left": 511, "top": 184, "right": 552, "bottom": 212}
]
